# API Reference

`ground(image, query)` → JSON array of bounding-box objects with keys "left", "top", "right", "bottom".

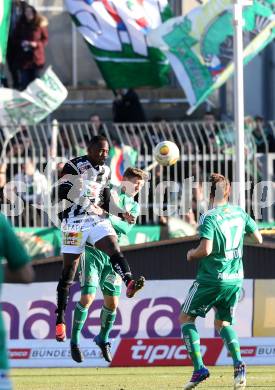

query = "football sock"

[
  {"left": 99, "top": 306, "right": 117, "bottom": 343},
  {"left": 181, "top": 323, "right": 204, "bottom": 371},
  {"left": 56, "top": 265, "right": 76, "bottom": 324},
  {"left": 56, "top": 283, "right": 69, "bottom": 324},
  {"left": 56, "top": 310, "right": 65, "bottom": 325},
  {"left": 220, "top": 326, "right": 242, "bottom": 365},
  {"left": 109, "top": 252, "right": 133, "bottom": 286},
  {"left": 71, "top": 302, "right": 88, "bottom": 345}
]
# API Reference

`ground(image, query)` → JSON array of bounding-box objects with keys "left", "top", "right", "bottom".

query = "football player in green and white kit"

[
  {"left": 180, "top": 173, "right": 262, "bottom": 390},
  {"left": 70, "top": 167, "right": 147, "bottom": 363},
  {"left": 0, "top": 213, "right": 34, "bottom": 390}
]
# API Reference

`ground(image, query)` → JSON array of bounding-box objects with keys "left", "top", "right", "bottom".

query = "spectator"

[
  {"left": 112, "top": 89, "right": 146, "bottom": 123},
  {"left": 57, "top": 129, "right": 75, "bottom": 159},
  {"left": 150, "top": 117, "right": 173, "bottom": 144},
  {"left": 15, "top": 160, "right": 48, "bottom": 204},
  {"left": 112, "top": 89, "right": 146, "bottom": 153},
  {"left": 14, "top": 160, "right": 48, "bottom": 226},
  {"left": 202, "top": 110, "right": 221, "bottom": 153},
  {"left": 7, "top": 0, "right": 28, "bottom": 89},
  {"left": 6, "top": 138, "right": 24, "bottom": 159},
  {"left": 89, "top": 114, "right": 104, "bottom": 134},
  {"left": 85, "top": 113, "right": 108, "bottom": 150},
  {"left": 56, "top": 162, "right": 65, "bottom": 180},
  {"left": 253, "top": 115, "right": 274, "bottom": 153},
  {"left": 203, "top": 110, "right": 216, "bottom": 125},
  {"left": 13, "top": 4, "right": 48, "bottom": 90},
  {"left": 6, "top": 128, "right": 31, "bottom": 159}
]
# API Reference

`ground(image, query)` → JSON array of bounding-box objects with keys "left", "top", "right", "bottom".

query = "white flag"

[{"left": 0, "top": 67, "right": 68, "bottom": 129}]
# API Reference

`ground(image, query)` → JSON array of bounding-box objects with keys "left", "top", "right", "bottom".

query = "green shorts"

[
  {"left": 181, "top": 281, "right": 242, "bottom": 324},
  {"left": 79, "top": 245, "right": 122, "bottom": 297}
]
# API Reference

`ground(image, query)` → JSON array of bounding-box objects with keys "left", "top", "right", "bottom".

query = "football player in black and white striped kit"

[{"left": 55, "top": 135, "right": 145, "bottom": 342}]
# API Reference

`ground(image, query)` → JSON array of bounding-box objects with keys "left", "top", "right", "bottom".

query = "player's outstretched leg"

[
  {"left": 184, "top": 367, "right": 210, "bottom": 390},
  {"left": 126, "top": 276, "right": 145, "bottom": 298},
  {"left": 234, "top": 361, "right": 246, "bottom": 389},
  {"left": 56, "top": 255, "right": 79, "bottom": 342}
]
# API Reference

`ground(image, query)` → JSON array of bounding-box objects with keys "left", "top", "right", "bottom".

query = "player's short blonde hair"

[
  {"left": 209, "top": 173, "right": 230, "bottom": 201},
  {"left": 123, "top": 167, "right": 148, "bottom": 181}
]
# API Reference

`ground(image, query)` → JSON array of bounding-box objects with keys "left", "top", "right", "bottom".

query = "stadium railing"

[{"left": 0, "top": 120, "right": 274, "bottom": 227}]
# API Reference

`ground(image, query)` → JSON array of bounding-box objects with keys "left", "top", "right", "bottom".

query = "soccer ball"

[{"left": 153, "top": 141, "right": 180, "bottom": 166}]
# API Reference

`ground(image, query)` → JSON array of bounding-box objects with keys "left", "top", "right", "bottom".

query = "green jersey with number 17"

[{"left": 197, "top": 204, "right": 258, "bottom": 286}]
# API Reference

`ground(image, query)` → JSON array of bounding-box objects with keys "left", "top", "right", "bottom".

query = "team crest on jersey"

[{"left": 78, "top": 162, "right": 91, "bottom": 173}]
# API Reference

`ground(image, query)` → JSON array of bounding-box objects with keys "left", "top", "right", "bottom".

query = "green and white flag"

[
  {"left": 65, "top": 0, "right": 172, "bottom": 89},
  {"left": 0, "top": 67, "right": 68, "bottom": 129},
  {"left": 0, "top": 0, "right": 12, "bottom": 65},
  {"left": 148, "top": 0, "right": 275, "bottom": 114}
]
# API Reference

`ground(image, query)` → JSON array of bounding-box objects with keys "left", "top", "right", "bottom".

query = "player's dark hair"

[
  {"left": 123, "top": 167, "right": 148, "bottom": 181},
  {"left": 87, "top": 135, "right": 108, "bottom": 148},
  {"left": 209, "top": 173, "right": 230, "bottom": 201}
]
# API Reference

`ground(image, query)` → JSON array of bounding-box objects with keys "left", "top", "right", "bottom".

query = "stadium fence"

[{"left": 0, "top": 120, "right": 274, "bottom": 227}]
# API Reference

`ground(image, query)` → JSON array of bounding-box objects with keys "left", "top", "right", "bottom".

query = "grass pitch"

[{"left": 11, "top": 366, "right": 275, "bottom": 390}]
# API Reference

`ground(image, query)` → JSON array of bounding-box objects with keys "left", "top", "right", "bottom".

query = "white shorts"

[{"left": 61, "top": 215, "right": 117, "bottom": 254}]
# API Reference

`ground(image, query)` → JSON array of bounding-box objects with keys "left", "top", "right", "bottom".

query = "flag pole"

[{"left": 233, "top": 0, "right": 246, "bottom": 209}]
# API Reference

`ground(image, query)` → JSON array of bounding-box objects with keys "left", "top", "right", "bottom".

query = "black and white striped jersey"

[{"left": 58, "top": 155, "right": 110, "bottom": 220}]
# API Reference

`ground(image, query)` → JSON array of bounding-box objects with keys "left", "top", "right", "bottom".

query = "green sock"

[
  {"left": 99, "top": 306, "right": 116, "bottom": 343},
  {"left": 71, "top": 302, "right": 88, "bottom": 345},
  {"left": 220, "top": 326, "right": 242, "bottom": 365},
  {"left": 181, "top": 323, "right": 204, "bottom": 371}
]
